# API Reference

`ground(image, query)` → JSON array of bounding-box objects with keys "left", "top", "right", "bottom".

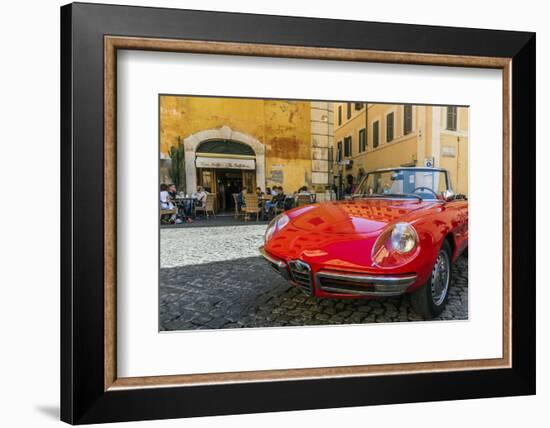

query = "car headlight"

[
  {"left": 265, "top": 220, "right": 277, "bottom": 243},
  {"left": 390, "top": 222, "right": 418, "bottom": 253},
  {"left": 264, "top": 214, "right": 290, "bottom": 243},
  {"left": 371, "top": 222, "right": 418, "bottom": 267},
  {"left": 276, "top": 213, "right": 289, "bottom": 229}
]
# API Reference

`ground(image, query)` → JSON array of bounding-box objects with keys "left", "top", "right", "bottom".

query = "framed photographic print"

[{"left": 60, "top": 2, "right": 536, "bottom": 424}]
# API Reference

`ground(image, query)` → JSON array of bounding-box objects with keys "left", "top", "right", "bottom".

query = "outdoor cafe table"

[{"left": 175, "top": 197, "right": 197, "bottom": 218}]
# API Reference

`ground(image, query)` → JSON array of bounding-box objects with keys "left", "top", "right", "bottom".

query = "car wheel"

[{"left": 411, "top": 240, "right": 452, "bottom": 319}]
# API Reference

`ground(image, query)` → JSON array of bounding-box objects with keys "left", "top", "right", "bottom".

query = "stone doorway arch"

[{"left": 183, "top": 126, "right": 265, "bottom": 194}]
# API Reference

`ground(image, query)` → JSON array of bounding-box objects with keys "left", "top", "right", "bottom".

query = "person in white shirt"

[
  {"left": 160, "top": 183, "right": 176, "bottom": 222},
  {"left": 196, "top": 186, "right": 208, "bottom": 208}
]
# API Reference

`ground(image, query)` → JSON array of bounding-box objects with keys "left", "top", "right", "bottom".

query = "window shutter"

[
  {"left": 359, "top": 128, "right": 366, "bottom": 152},
  {"left": 404, "top": 105, "right": 412, "bottom": 135},
  {"left": 344, "top": 136, "right": 352, "bottom": 157},
  {"left": 386, "top": 112, "right": 394, "bottom": 142}
]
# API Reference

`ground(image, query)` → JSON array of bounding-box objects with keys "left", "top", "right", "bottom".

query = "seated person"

[
  {"left": 237, "top": 187, "right": 248, "bottom": 210},
  {"left": 265, "top": 186, "right": 285, "bottom": 215},
  {"left": 168, "top": 183, "right": 177, "bottom": 200},
  {"left": 255, "top": 187, "right": 265, "bottom": 209},
  {"left": 274, "top": 186, "right": 285, "bottom": 202},
  {"left": 160, "top": 183, "right": 176, "bottom": 223},
  {"left": 196, "top": 186, "right": 208, "bottom": 208}
]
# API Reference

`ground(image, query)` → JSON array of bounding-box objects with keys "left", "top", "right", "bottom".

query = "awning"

[{"left": 195, "top": 156, "right": 255, "bottom": 170}]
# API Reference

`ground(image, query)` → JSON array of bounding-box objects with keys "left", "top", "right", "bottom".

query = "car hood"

[{"left": 287, "top": 198, "right": 437, "bottom": 235}]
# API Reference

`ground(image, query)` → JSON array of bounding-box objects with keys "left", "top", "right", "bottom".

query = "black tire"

[{"left": 411, "top": 240, "right": 452, "bottom": 319}]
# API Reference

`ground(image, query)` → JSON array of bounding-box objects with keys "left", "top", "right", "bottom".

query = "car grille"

[{"left": 288, "top": 260, "right": 313, "bottom": 295}]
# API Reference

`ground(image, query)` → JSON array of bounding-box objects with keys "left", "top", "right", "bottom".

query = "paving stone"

[{"left": 315, "top": 313, "right": 331, "bottom": 321}]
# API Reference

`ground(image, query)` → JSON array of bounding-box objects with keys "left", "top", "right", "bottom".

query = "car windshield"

[{"left": 355, "top": 169, "right": 448, "bottom": 200}]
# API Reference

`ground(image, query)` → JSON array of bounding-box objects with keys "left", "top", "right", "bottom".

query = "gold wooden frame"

[{"left": 104, "top": 36, "right": 512, "bottom": 391}]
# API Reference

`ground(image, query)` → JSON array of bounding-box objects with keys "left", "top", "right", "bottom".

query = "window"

[
  {"left": 372, "top": 121, "right": 379, "bottom": 148},
  {"left": 355, "top": 103, "right": 364, "bottom": 111},
  {"left": 359, "top": 128, "right": 366, "bottom": 152},
  {"left": 337, "top": 141, "right": 343, "bottom": 162},
  {"left": 346, "top": 102, "right": 351, "bottom": 119},
  {"left": 386, "top": 112, "right": 394, "bottom": 142},
  {"left": 338, "top": 105, "right": 342, "bottom": 126},
  {"left": 344, "top": 136, "right": 352, "bottom": 157},
  {"left": 403, "top": 105, "right": 413, "bottom": 135},
  {"left": 447, "top": 106, "right": 457, "bottom": 130}
]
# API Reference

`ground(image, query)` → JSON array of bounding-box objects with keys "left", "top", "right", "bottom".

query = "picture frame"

[{"left": 61, "top": 2, "right": 535, "bottom": 424}]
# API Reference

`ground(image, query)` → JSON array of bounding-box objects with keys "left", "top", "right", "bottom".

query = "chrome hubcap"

[{"left": 431, "top": 250, "right": 450, "bottom": 306}]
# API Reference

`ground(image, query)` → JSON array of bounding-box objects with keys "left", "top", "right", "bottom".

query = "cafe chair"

[
  {"left": 243, "top": 193, "right": 261, "bottom": 222},
  {"left": 159, "top": 203, "right": 177, "bottom": 224},
  {"left": 195, "top": 193, "right": 216, "bottom": 219}
]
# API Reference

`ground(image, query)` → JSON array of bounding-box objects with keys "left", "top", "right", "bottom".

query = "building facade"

[
  {"left": 333, "top": 102, "right": 469, "bottom": 196},
  {"left": 160, "top": 96, "right": 333, "bottom": 211}
]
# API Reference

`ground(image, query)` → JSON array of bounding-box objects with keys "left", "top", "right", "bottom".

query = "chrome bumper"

[
  {"left": 315, "top": 271, "right": 417, "bottom": 297},
  {"left": 259, "top": 246, "right": 290, "bottom": 280},
  {"left": 259, "top": 246, "right": 417, "bottom": 297}
]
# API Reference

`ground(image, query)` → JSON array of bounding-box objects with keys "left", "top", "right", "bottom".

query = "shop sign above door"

[{"left": 196, "top": 156, "right": 255, "bottom": 170}]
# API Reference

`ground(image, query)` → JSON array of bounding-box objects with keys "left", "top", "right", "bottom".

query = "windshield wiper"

[{"left": 354, "top": 193, "right": 423, "bottom": 202}]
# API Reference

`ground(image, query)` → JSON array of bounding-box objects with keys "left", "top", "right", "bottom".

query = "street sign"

[{"left": 424, "top": 157, "right": 435, "bottom": 168}]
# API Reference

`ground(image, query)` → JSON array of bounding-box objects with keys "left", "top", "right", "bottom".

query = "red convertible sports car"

[{"left": 260, "top": 167, "right": 468, "bottom": 319}]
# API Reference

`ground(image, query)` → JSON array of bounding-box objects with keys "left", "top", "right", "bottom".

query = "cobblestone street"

[{"left": 160, "top": 224, "right": 468, "bottom": 331}]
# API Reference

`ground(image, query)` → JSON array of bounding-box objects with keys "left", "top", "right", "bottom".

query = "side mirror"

[{"left": 442, "top": 190, "right": 455, "bottom": 201}]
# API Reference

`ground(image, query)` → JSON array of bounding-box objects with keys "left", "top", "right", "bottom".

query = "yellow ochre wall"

[
  {"left": 160, "top": 96, "right": 313, "bottom": 193},
  {"left": 364, "top": 104, "right": 418, "bottom": 169},
  {"left": 333, "top": 103, "right": 469, "bottom": 196},
  {"left": 438, "top": 107, "right": 469, "bottom": 195}
]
